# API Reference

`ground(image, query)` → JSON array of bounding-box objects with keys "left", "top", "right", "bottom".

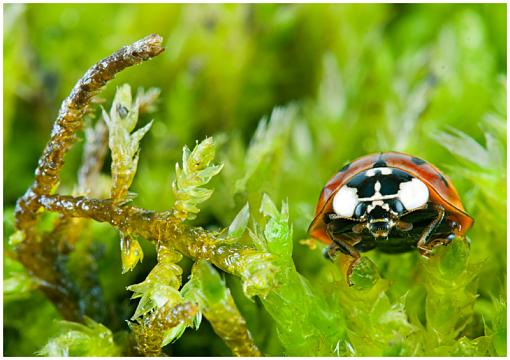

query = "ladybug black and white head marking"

[{"left": 332, "top": 167, "right": 429, "bottom": 238}]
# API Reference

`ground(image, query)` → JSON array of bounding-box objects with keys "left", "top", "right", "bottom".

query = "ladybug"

[{"left": 308, "top": 152, "right": 473, "bottom": 283}]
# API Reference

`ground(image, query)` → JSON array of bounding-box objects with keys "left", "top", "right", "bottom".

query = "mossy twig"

[
  {"left": 130, "top": 302, "right": 198, "bottom": 356},
  {"left": 35, "top": 194, "right": 276, "bottom": 293},
  {"left": 182, "top": 260, "right": 261, "bottom": 356},
  {"left": 15, "top": 34, "right": 164, "bottom": 238}
]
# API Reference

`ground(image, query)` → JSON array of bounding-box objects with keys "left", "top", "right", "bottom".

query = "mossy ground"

[{"left": 3, "top": 3, "right": 506, "bottom": 356}]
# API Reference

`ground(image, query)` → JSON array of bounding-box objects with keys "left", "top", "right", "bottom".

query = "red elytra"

[{"left": 308, "top": 152, "right": 474, "bottom": 244}]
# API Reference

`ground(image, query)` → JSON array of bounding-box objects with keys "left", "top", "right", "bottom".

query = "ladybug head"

[{"left": 366, "top": 204, "right": 394, "bottom": 238}]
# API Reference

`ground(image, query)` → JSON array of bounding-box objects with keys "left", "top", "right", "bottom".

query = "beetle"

[{"left": 308, "top": 152, "right": 473, "bottom": 284}]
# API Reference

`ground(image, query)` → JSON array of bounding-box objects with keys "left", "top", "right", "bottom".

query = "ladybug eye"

[
  {"left": 398, "top": 178, "right": 429, "bottom": 211},
  {"left": 354, "top": 202, "right": 367, "bottom": 218},
  {"left": 389, "top": 199, "right": 405, "bottom": 214},
  {"left": 332, "top": 185, "right": 359, "bottom": 217}
]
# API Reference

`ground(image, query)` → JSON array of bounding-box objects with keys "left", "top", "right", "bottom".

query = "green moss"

[
  {"left": 4, "top": 3, "right": 506, "bottom": 357},
  {"left": 38, "top": 317, "right": 121, "bottom": 356}
]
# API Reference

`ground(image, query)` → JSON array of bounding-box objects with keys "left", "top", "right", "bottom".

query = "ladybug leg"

[
  {"left": 425, "top": 234, "right": 455, "bottom": 248},
  {"left": 395, "top": 220, "right": 413, "bottom": 232},
  {"left": 416, "top": 203, "right": 446, "bottom": 257},
  {"left": 323, "top": 243, "right": 341, "bottom": 262},
  {"left": 326, "top": 224, "right": 361, "bottom": 286}
]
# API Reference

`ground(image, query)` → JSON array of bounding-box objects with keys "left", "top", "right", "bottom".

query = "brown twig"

[
  {"left": 35, "top": 194, "right": 275, "bottom": 283},
  {"left": 131, "top": 302, "right": 198, "bottom": 356},
  {"left": 15, "top": 34, "right": 164, "bottom": 238}
]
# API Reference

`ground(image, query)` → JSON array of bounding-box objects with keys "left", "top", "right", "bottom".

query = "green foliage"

[
  {"left": 119, "top": 233, "right": 144, "bottom": 274},
  {"left": 127, "top": 247, "right": 183, "bottom": 321},
  {"left": 235, "top": 106, "right": 295, "bottom": 197},
  {"left": 183, "top": 261, "right": 231, "bottom": 309},
  {"left": 104, "top": 84, "right": 154, "bottom": 273},
  {"left": 127, "top": 246, "right": 199, "bottom": 350},
  {"left": 4, "top": 3, "right": 506, "bottom": 357},
  {"left": 489, "top": 298, "right": 507, "bottom": 356},
  {"left": 3, "top": 256, "right": 38, "bottom": 302},
  {"left": 331, "top": 259, "right": 414, "bottom": 356},
  {"left": 126, "top": 135, "right": 226, "bottom": 352},
  {"left": 172, "top": 137, "right": 223, "bottom": 220},
  {"left": 421, "top": 239, "right": 486, "bottom": 355},
  {"left": 104, "top": 85, "right": 153, "bottom": 200},
  {"left": 249, "top": 195, "right": 347, "bottom": 356},
  {"left": 182, "top": 260, "right": 261, "bottom": 356},
  {"left": 227, "top": 202, "right": 250, "bottom": 238},
  {"left": 38, "top": 317, "right": 120, "bottom": 356},
  {"left": 349, "top": 256, "right": 380, "bottom": 291}
]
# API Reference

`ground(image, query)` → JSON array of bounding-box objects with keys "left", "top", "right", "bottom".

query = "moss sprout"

[
  {"left": 172, "top": 137, "right": 223, "bottom": 221},
  {"left": 38, "top": 317, "right": 121, "bottom": 357},
  {"left": 182, "top": 260, "right": 261, "bottom": 356}
]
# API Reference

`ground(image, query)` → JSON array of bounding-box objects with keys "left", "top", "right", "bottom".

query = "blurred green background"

[{"left": 3, "top": 3, "right": 506, "bottom": 356}]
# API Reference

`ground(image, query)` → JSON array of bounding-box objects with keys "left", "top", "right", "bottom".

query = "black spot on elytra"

[
  {"left": 411, "top": 156, "right": 426, "bottom": 165},
  {"left": 338, "top": 162, "right": 351, "bottom": 172},
  {"left": 439, "top": 173, "right": 449, "bottom": 187},
  {"left": 323, "top": 213, "right": 331, "bottom": 224},
  {"left": 372, "top": 156, "right": 387, "bottom": 168}
]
